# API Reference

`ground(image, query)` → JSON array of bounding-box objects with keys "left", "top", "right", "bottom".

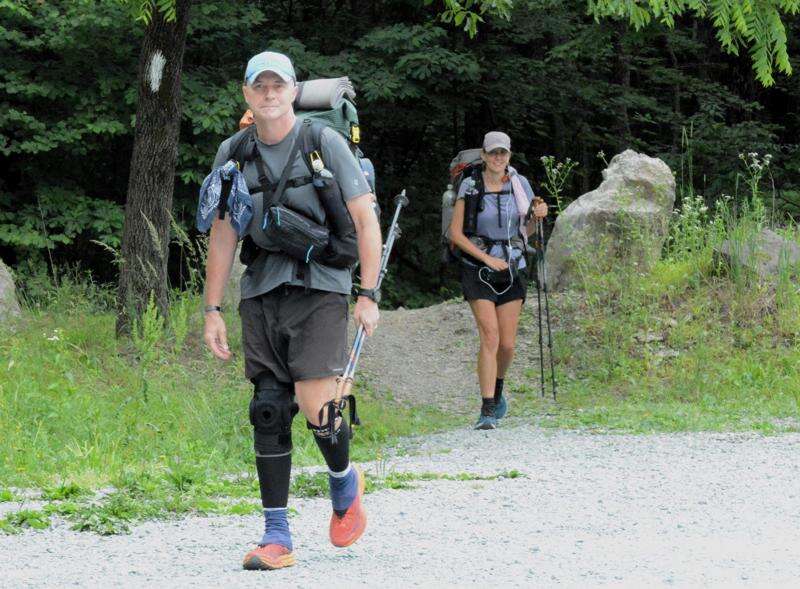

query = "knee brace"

[{"left": 249, "top": 374, "right": 298, "bottom": 456}]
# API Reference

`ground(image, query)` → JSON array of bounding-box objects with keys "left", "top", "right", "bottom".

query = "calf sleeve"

[
  {"left": 309, "top": 417, "right": 350, "bottom": 474},
  {"left": 256, "top": 453, "right": 291, "bottom": 509}
]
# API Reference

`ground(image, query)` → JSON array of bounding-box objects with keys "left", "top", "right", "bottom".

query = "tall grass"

[{"left": 0, "top": 278, "right": 453, "bottom": 493}]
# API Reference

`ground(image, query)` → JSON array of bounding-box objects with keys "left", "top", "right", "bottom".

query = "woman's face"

[{"left": 482, "top": 148, "right": 511, "bottom": 175}]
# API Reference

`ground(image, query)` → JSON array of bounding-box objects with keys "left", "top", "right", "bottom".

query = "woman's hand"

[
  {"left": 483, "top": 256, "right": 509, "bottom": 271},
  {"left": 532, "top": 198, "right": 548, "bottom": 219}
]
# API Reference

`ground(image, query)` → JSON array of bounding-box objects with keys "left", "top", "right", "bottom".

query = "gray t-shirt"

[
  {"left": 212, "top": 119, "right": 371, "bottom": 299},
  {"left": 457, "top": 173, "right": 534, "bottom": 267}
]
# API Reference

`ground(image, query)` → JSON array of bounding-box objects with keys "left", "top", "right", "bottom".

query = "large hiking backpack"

[
  {"left": 229, "top": 78, "right": 378, "bottom": 268},
  {"left": 441, "top": 148, "right": 483, "bottom": 262}
]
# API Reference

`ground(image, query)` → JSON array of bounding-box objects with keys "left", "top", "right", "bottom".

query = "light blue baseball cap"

[{"left": 244, "top": 51, "right": 296, "bottom": 85}]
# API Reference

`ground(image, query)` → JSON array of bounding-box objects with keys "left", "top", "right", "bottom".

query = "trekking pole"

[
  {"left": 534, "top": 229, "right": 546, "bottom": 399},
  {"left": 526, "top": 198, "right": 546, "bottom": 399},
  {"left": 326, "top": 190, "right": 410, "bottom": 442},
  {"left": 537, "top": 218, "right": 557, "bottom": 400}
]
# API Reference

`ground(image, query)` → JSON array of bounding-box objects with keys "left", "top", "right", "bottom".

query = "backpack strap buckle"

[
  {"left": 350, "top": 124, "right": 360, "bottom": 144},
  {"left": 309, "top": 150, "right": 325, "bottom": 173}
]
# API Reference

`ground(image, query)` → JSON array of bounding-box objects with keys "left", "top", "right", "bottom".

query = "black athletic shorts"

[
  {"left": 239, "top": 285, "right": 349, "bottom": 383},
  {"left": 461, "top": 263, "right": 527, "bottom": 306}
]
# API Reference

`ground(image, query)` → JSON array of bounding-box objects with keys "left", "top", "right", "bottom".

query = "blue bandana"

[{"left": 196, "top": 160, "right": 253, "bottom": 237}]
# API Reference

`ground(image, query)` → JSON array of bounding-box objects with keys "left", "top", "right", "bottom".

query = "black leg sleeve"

[
  {"left": 311, "top": 418, "right": 351, "bottom": 473},
  {"left": 256, "top": 453, "right": 292, "bottom": 509}
]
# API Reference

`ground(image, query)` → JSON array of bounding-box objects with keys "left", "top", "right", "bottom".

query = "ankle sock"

[
  {"left": 481, "top": 397, "right": 497, "bottom": 416},
  {"left": 260, "top": 508, "right": 292, "bottom": 550},
  {"left": 329, "top": 463, "right": 358, "bottom": 516}
]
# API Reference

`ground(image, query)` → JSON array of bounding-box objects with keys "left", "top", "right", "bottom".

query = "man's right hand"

[
  {"left": 204, "top": 312, "right": 232, "bottom": 360},
  {"left": 484, "top": 256, "right": 509, "bottom": 272}
]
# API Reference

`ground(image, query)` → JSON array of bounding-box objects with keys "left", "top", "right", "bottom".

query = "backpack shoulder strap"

[
  {"left": 471, "top": 165, "right": 485, "bottom": 197},
  {"left": 226, "top": 125, "right": 257, "bottom": 167},
  {"left": 217, "top": 126, "right": 256, "bottom": 220},
  {"left": 300, "top": 119, "right": 326, "bottom": 173},
  {"left": 266, "top": 124, "right": 307, "bottom": 209}
]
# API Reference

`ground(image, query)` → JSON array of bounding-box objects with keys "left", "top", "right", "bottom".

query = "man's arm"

[
  {"left": 203, "top": 215, "right": 238, "bottom": 360},
  {"left": 347, "top": 193, "right": 382, "bottom": 336}
]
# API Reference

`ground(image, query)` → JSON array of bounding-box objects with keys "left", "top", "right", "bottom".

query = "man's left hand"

[{"left": 354, "top": 297, "right": 380, "bottom": 337}]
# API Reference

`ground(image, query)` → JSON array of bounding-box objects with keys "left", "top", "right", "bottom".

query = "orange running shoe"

[
  {"left": 242, "top": 543, "right": 296, "bottom": 570},
  {"left": 329, "top": 467, "right": 367, "bottom": 547}
]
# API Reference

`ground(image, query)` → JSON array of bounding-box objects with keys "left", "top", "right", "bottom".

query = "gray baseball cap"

[
  {"left": 244, "top": 51, "right": 296, "bottom": 85},
  {"left": 483, "top": 131, "right": 511, "bottom": 152}
]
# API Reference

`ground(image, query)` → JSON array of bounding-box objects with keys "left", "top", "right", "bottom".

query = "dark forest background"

[{"left": 2, "top": 0, "right": 799, "bottom": 307}]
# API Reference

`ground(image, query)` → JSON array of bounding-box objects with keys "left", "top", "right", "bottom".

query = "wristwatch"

[
  {"left": 204, "top": 305, "right": 223, "bottom": 314},
  {"left": 357, "top": 288, "right": 381, "bottom": 304}
]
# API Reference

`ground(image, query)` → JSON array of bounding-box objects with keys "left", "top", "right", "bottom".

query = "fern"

[{"left": 589, "top": 0, "right": 799, "bottom": 86}]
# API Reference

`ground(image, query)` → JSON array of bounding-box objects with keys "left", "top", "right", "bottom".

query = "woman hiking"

[{"left": 448, "top": 131, "right": 548, "bottom": 429}]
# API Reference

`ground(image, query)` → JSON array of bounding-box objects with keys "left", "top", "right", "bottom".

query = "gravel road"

[{"left": 3, "top": 424, "right": 799, "bottom": 588}]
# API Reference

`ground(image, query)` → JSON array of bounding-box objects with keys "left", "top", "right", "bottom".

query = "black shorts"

[
  {"left": 239, "top": 285, "right": 349, "bottom": 383},
  {"left": 461, "top": 264, "right": 527, "bottom": 306}
]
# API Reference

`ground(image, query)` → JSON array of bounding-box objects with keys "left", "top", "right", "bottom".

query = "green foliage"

[
  {"left": 1, "top": 0, "right": 799, "bottom": 305},
  {"left": 587, "top": 0, "right": 799, "bottom": 85},
  {"left": 130, "top": 0, "right": 179, "bottom": 25},
  {"left": 0, "top": 509, "right": 50, "bottom": 534},
  {"left": 426, "top": 0, "right": 514, "bottom": 36},
  {"left": 540, "top": 155, "right": 580, "bottom": 212},
  {"left": 0, "top": 186, "right": 123, "bottom": 251},
  {"left": 41, "top": 481, "right": 88, "bottom": 501}
]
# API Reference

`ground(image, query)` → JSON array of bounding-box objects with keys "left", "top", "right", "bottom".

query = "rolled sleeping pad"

[{"left": 294, "top": 77, "right": 356, "bottom": 111}]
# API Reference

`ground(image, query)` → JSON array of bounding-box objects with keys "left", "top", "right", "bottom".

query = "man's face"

[{"left": 242, "top": 71, "right": 297, "bottom": 123}]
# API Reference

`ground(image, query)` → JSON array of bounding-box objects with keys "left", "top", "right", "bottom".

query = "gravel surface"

[
  {"left": 359, "top": 299, "right": 554, "bottom": 414},
  {"left": 3, "top": 424, "right": 800, "bottom": 588}
]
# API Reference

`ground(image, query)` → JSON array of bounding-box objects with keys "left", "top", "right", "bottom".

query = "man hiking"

[{"left": 201, "top": 51, "right": 382, "bottom": 570}]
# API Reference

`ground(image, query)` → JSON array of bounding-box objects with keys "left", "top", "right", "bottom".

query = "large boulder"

[
  {"left": 715, "top": 228, "right": 800, "bottom": 283},
  {"left": 545, "top": 149, "right": 676, "bottom": 290},
  {"left": 0, "top": 260, "right": 21, "bottom": 323}
]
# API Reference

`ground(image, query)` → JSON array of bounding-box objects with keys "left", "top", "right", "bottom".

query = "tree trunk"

[
  {"left": 666, "top": 35, "right": 682, "bottom": 155},
  {"left": 613, "top": 27, "right": 632, "bottom": 150},
  {"left": 116, "top": 0, "right": 192, "bottom": 336}
]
